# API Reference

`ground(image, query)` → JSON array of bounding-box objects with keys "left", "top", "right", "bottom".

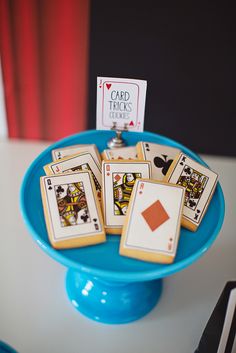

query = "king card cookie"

[
  {"left": 136, "top": 141, "right": 181, "bottom": 180},
  {"left": 101, "top": 146, "right": 138, "bottom": 160},
  {"left": 163, "top": 152, "right": 218, "bottom": 231},
  {"left": 44, "top": 152, "right": 102, "bottom": 200},
  {"left": 51, "top": 144, "right": 101, "bottom": 165},
  {"left": 102, "top": 160, "right": 151, "bottom": 234},
  {"left": 40, "top": 171, "right": 105, "bottom": 249},
  {"left": 119, "top": 179, "right": 185, "bottom": 264}
]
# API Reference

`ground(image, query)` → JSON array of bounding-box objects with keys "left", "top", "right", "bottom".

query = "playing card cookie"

[
  {"left": 119, "top": 179, "right": 185, "bottom": 264},
  {"left": 163, "top": 152, "right": 218, "bottom": 231},
  {"left": 102, "top": 160, "right": 151, "bottom": 234},
  {"left": 101, "top": 146, "right": 138, "bottom": 160},
  {"left": 44, "top": 152, "right": 102, "bottom": 201},
  {"left": 136, "top": 141, "right": 181, "bottom": 180},
  {"left": 40, "top": 171, "right": 105, "bottom": 249},
  {"left": 51, "top": 144, "right": 101, "bottom": 165}
]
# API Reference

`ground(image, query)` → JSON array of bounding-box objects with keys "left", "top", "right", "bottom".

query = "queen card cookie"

[
  {"left": 51, "top": 144, "right": 101, "bottom": 165},
  {"left": 136, "top": 141, "right": 181, "bottom": 181},
  {"left": 101, "top": 146, "right": 138, "bottom": 160},
  {"left": 44, "top": 152, "right": 102, "bottom": 200},
  {"left": 102, "top": 160, "right": 151, "bottom": 234},
  {"left": 163, "top": 153, "right": 218, "bottom": 231},
  {"left": 40, "top": 171, "right": 105, "bottom": 249},
  {"left": 119, "top": 179, "right": 185, "bottom": 264}
]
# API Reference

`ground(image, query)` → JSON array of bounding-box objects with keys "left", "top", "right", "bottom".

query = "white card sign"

[{"left": 96, "top": 77, "right": 147, "bottom": 132}]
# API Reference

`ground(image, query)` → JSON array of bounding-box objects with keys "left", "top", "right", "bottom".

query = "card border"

[{"left": 102, "top": 80, "right": 140, "bottom": 129}]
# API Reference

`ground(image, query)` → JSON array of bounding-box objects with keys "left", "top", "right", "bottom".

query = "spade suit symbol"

[{"left": 154, "top": 154, "right": 173, "bottom": 176}]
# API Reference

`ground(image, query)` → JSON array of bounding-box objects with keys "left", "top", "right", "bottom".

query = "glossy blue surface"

[
  {"left": 66, "top": 270, "right": 162, "bottom": 324},
  {"left": 20, "top": 130, "right": 225, "bottom": 323},
  {"left": 0, "top": 342, "right": 18, "bottom": 353}
]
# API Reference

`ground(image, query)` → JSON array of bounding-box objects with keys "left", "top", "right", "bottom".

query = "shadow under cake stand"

[{"left": 20, "top": 130, "right": 225, "bottom": 324}]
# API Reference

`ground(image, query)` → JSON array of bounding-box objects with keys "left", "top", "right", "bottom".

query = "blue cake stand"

[{"left": 20, "top": 130, "right": 225, "bottom": 324}]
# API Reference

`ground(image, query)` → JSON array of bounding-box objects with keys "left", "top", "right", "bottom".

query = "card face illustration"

[
  {"left": 119, "top": 179, "right": 185, "bottom": 263},
  {"left": 137, "top": 141, "right": 181, "bottom": 180},
  {"left": 44, "top": 152, "right": 102, "bottom": 200},
  {"left": 102, "top": 160, "right": 151, "bottom": 234},
  {"left": 51, "top": 144, "right": 101, "bottom": 166},
  {"left": 96, "top": 77, "right": 147, "bottom": 132},
  {"left": 102, "top": 146, "right": 138, "bottom": 160},
  {"left": 164, "top": 153, "right": 218, "bottom": 231},
  {"left": 40, "top": 171, "right": 105, "bottom": 249}
]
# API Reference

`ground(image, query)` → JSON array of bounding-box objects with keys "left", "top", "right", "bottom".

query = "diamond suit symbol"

[{"left": 141, "top": 200, "right": 170, "bottom": 232}]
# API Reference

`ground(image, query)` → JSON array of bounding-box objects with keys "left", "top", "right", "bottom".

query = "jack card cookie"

[
  {"left": 102, "top": 160, "right": 151, "bottom": 234},
  {"left": 164, "top": 153, "right": 218, "bottom": 231},
  {"left": 44, "top": 152, "right": 102, "bottom": 200},
  {"left": 136, "top": 141, "right": 181, "bottom": 180},
  {"left": 40, "top": 171, "right": 105, "bottom": 249},
  {"left": 51, "top": 144, "right": 101, "bottom": 165},
  {"left": 101, "top": 146, "right": 137, "bottom": 160},
  {"left": 119, "top": 179, "right": 185, "bottom": 264}
]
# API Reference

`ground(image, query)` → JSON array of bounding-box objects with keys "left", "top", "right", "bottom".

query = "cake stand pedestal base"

[{"left": 66, "top": 270, "right": 163, "bottom": 324}]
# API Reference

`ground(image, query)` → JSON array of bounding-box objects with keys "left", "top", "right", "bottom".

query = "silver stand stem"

[{"left": 107, "top": 123, "right": 127, "bottom": 149}]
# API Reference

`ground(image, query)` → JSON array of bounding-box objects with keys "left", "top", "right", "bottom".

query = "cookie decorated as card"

[
  {"left": 119, "top": 179, "right": 185, "bottom": 264},
  {"left": 51, "top": 144, "right": 101, "bottom": 165},
  {"left": 40, "top": 171, "right": 105, "bottom": 249},
  {"left": 101, "top": 146, "right": 138, "bottom": 160},
  {"left": 136, "top": 141, "right": 181, "bottom": 180},
  {"left": 163, "top": 152, "right": 218, "bottom": 231},
  {"left": 44, "top": 152, "right": 102, "bottom": 200},
  {"left": 102, "top": 160, "right": 151, "bottom": 234}
]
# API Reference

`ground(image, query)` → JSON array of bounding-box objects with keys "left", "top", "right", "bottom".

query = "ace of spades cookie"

[
  {"left": 164, "top": 152, "right": 218, "bottom": 231},
  {"left": 44, "top": 152, "right": 102, "bottom": 200},
  {"left": 40, "top": 171, "right": 105, "bottom": 249},
  {"left": 96, "top": 77, "right": 147, "bottom": 131},
  {"left": 119, "top": 179, "right": 185, "bottom": 264},
  {"left": 102, "top": 160, "right": 151, "bottom": 234},
  {"left": 137, "top": 141, "right": 181, "bottom": 180}
]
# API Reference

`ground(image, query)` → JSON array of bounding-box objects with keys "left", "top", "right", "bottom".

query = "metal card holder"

[{"left": 107, "top": 122, "right": 128, "bottom": 149}]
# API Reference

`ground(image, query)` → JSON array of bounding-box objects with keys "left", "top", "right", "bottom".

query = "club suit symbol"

[
  {"left": 189, "top": 199, "right": 197, "bottom": 208},
  {"left": 154, "top": 154, "right": 173, "bottom": 176}
]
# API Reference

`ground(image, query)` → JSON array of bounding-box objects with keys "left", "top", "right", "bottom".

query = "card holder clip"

[{"left": 107, "top": 122, "right": 128, "bottom": 149}]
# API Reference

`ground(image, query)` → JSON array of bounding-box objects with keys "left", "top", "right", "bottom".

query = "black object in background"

[
  {"left": 88, "top": 1, "right": 236, "bottom": 157},
  {"left": 195, "top": 282, "right": 236, "bottom": 353}
]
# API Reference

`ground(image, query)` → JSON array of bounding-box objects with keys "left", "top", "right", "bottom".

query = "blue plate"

[
  {"left": 0, "top": 342, "right": 18, "bottom": 353},
  {"left": 20, "top": 130, "right": 225, "bottom": 323},
  {"left": 20, "top": 130, "right": 225, "bottom": 282}
]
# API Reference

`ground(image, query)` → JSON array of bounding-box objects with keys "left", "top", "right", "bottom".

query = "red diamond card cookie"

[
  {"left": 163, "top": 152, "right": 218, "bottom": 231},
  {"left": 102, "top": 160, "right": 151, "bottom": 234},
  {"left": 119, "top": 179, "right": 185, "bottom": 264}
]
